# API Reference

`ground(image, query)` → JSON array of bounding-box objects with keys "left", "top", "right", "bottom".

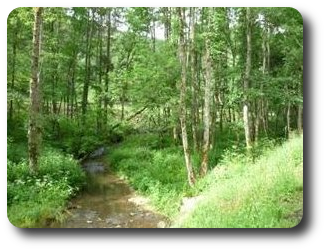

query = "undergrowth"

[{"left": 7, "top": 146, "right": 86, "bottom": 228}]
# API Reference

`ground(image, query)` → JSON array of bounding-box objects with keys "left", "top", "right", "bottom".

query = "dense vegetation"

[
  {"left": 7, "top": 145, "right": 86, "bottom": 227},
  {"left": 7, "top": 7, "right": 303, "bottom": 228},
  {"left": 175, "top": 134, "right": 303, "bottom": 228}
]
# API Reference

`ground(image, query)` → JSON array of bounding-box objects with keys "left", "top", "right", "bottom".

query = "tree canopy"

[{"left": 8, "top": 7, "right": 302, "bottom": 179}]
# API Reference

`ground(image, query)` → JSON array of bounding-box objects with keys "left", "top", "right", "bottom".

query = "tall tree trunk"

[
  {"left": 163, "top": 7, "right": 171, "bottom": 41},
  {"left": 200, "top": 8, "right": 213, "bottom": 176},
  {"left": 178, "top": 7, "right": 195, "bottom": 186},
  {"left": 96, "top": 15, "right": 103, "bottom": 132},
  {"left": 28, "top": 7, "right": 43, "bottom": 173},
  {"left": 9, "top": 32, "right": 17, "bottom": 123},
  {"left": 264, "top": 26, "right": 271, "bottom": 136},
  {"left": 243, "top": 7, "right": 253, "bottom": 151},
  {"left": 190, "top": 7, "right": 199, "bottom": 151},
  {"left": 70, "top": 50, "right": 77, "bottom": 119},
  {"left": 82, "top": 10, "right": 94, "bottom": 116},
  {"left": 51, "top": 20, "right": 59, "bottom": 116},
  {"left": 104, "top": 8, "right": 112, "bottom": 126},
  {"left": 255, "top": 22, "right": 270, "bottom": 143},
  {"left": 82, "top": 13, "right": 90, "bottom": 116}
]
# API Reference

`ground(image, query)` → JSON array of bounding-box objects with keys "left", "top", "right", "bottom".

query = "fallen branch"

[{"left": 111, "top": 106, "right": 147, "bottom": 130}]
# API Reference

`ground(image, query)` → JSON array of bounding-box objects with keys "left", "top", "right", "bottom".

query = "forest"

[{"left": 7, "top": 7, "right": 303, "bottom": 228}]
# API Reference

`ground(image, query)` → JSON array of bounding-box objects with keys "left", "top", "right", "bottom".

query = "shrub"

[{"left": 7, "top": 148, "right": 86, "bottom": 228}]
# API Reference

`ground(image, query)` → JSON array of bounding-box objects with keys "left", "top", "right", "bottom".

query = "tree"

[
  {"left": 28, "top": 7, "right": 43, "bottom": 172},
  {"left": 81, "top": 8, "right": 95, "bottom": 116},
  {"left": 104, "top": 7, "right": 112, "bottom": 126},
  {"left": 200, "top": 8, "right": 213, "bottom": 176},
  {"left": 243, "top": 7, "right": 253, "bottom": 151},
  {"left": 8, "top": 7, "right": 303, "bottom": 186},
  {"left": 178, "top": 7, "right": 196, "bottom": 186}
]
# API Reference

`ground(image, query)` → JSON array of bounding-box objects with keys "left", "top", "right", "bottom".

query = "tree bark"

[
  {"left": 28, "top": 7, "right": 43, "bottom": 173},
  {"left": 178, "top": 7, "right": 196, "bottom": 186},
  {"left": 9, "top": 30, "right": 17, "bottom": 123},
  {"left": 297, "top": 83, "right": 303, "bottom": 133},
  {"left": 297, "top": 105, "right": 303, "bottom": 133},
  {"left": 96, "top": 14, "right": 103, "bottom": 132},
  {"left": 287, "top": 103, "right": 291, "bottom": 138},
  {"left": 104, "top": 8, "right": 112, "bottom": 126},
  {"left": 200, "top": 8, "right": 213, "bottom": 176},
  {"left": 243, "top": 7, "right": 253, "bottom": 151},
  {"left": 82, "top": 9, "right": 94, "bottom": 116},
  {"left": 190, "top": 7, "right": 199, "bottom": 151}
]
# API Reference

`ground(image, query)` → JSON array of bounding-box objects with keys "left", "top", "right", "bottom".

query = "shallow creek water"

[{"left": 50, "top": 157, "right": 167, "bottom": 228}]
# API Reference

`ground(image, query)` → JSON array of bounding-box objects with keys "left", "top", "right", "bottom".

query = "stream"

[{"left": 50, "top": 149, "right": 167, "bottom": 228}]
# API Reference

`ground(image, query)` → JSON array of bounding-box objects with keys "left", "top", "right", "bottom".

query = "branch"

[{"left": 111, "top": 106, "right": 148, "bottom": 130}]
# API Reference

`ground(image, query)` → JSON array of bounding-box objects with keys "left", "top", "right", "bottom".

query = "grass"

[
  {"left": 106, "top": 132, "right": 302, "bottom": 228},
  {"left": 106, "top": 133, "right": 188, "bottom": 217},
  {"left": 174, "top": 134, "right": 303, "bottom": 228}
]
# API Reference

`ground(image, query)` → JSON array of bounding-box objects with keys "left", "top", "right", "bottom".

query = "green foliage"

[
  {"left": 174, "top": 134, "right": 303, "bottom": 228},
  {"left": 106, "top": 133, "right": 187, "bottom": 217},
  {"left": 7, "top": 138, "right": 28, "bottom": 164},
  {"left": 7, "top": 148, "right": 86, "bottom": 228},
  {"left": 7, "top": 7, "right": 303, "bottom": 228}
]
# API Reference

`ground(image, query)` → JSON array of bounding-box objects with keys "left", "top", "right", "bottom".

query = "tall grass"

[{"left": 174, "top": 134, "right": 303, "bottom": 228}]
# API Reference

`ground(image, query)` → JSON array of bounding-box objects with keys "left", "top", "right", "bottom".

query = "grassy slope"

[{"left": 174, "top": 135, "right": 303, "bottom": 228}]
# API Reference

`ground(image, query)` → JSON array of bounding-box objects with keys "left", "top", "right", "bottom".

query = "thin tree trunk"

[
  {"left": 287, "top": 103, "right": 291, "bottom": 138},
  {"left": 297, "top": 105, "right": 303, "bottom": 133},
  {"left": 97, "top": 16, "right": 103, "bottom": 132},
  {"left": 104, "top": 8, "right": 111, "bottom": 126},
  {"left": 178, "top": 7, "right": 195, "bottom": 186},
  {"left": 82, "top": 10, "right": 94, "bottom": 116},
  {"left": 285, "top": 69, "right": 293, "bottom": 138},
  {"left": 121, "top": 91, "right": 125, "bottom": 121},
  {"left": 9, "top": 25, "right": 18, "bottom": 123},
  {"left": 82, "top": 13, "right": 90, "bottom": 116},
  {"left": 210, "top": 95, "right": 217, "bottom": 149},
  {"left": 190, "top": 7, "right": 199, "bottom": 151},
  {"left": 70, "top": 51, "right": 77, "bottom": 119},
  {"left": 297, "top": 83, "right": 303, "bottom": 133},
  {"left": 254, "top": 101, "right": 260, "bottom": 143},
  {"left": 28, "top": 7, "right": 43, "bottom": 173},
  {"left": 243, "top": 7, "right": 253, "bottom": 151},
  {"left": 52, "top": 75, "right": 57, "bottom": 114}
]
